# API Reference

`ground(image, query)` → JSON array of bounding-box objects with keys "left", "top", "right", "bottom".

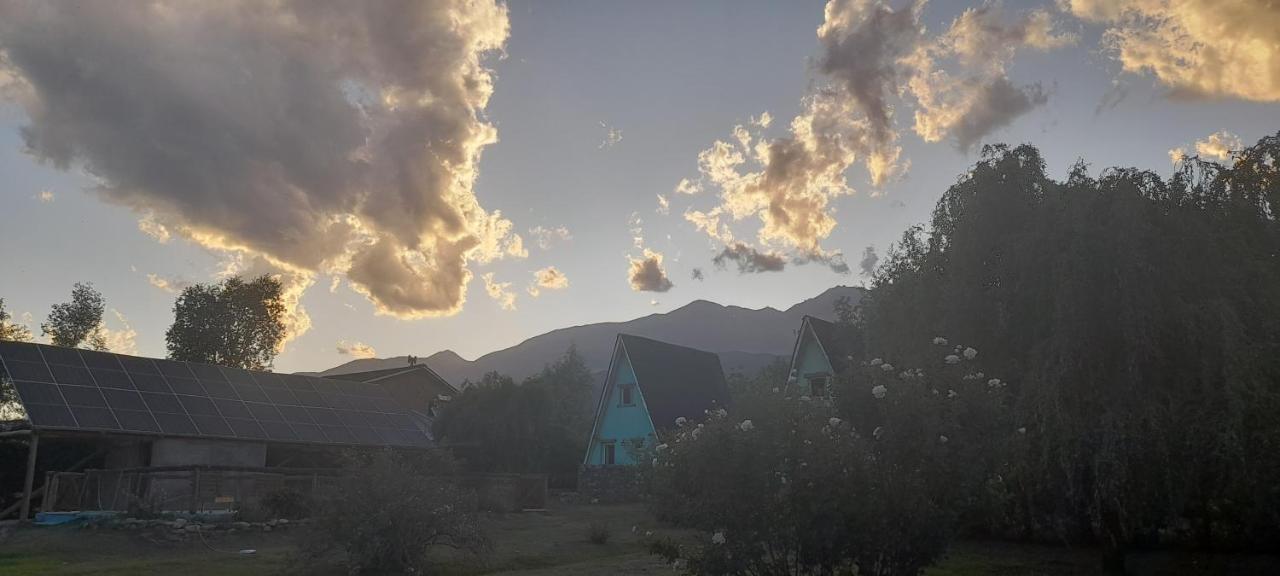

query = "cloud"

[
  {"left": 599, "top": 121, "right": 623, "bottom": 149},
  {"left": 656, "top": 193, "right": 670, "bottom": 215},
  {"left": 680, "top": 1, "right": 1071, "bottom": 276},
  {"left": 336, "top": 340, "right": 378, "bottom": 359},
  {"left": 713, "top": 243, "right": 786, "bottom": 273},
  {"left": 627, "top": 249, "right": 674, "bottom": 292},
  {"left": 1194, "top": 131, "right": 1242, "bottom": 162},
  {"left": 1064, "top": 0, "right": 1280, "bottom": 102},
  {"left": 97, "top": 310, "right": 137, "bottom": 356},
  {"left": 1169, "top": 130, "right": 1243, "bottom": 164},
  {"left": 649, "top": 298, "right": 660, "bottom": 306},
  {"left": 691, "top": 267, "right": 705, "bottom": 281},
  {"left": 0, "top": 1, "right": 519, "bottom": 320},
  {"left": 859, "top": 245, "right": 879, "bottom": 277},
  {"left": 528, "top": 225, "right": 572, "bottom": 250},
  {"left": 35, "top": 190, "right": 53, "bottom": 202},
  {"left": 674, "top": 178, "right": 702, "bottom": 195},
  {"left": 527, "top": 266, "right": 569, "bottom": 297},
  {"left": 481, "top": 272, "right": 517, "bottom": 311},
  {"left": 907, "top": 5, "right": 1074, "bottom": 151},
  {"left": 146, "top": 273, "right": 192, "bottom": 294}
]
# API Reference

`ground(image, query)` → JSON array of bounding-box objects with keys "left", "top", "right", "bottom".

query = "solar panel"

[{"left": 0, "top": 342, "right": 432, "bottom": 448}]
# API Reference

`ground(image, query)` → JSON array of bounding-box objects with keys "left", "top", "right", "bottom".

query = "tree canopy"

[
  {"left": 165, "top": 275, "right": 287, "bottom": 370},
  {"left": 0, "top": 298, "right": 32, "bottom": 343},
  {"left": 41, "top": 282, "right": 104, "bottom": 348}
]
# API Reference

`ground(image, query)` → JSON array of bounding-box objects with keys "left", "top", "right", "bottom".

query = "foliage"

[
  {"left": 725, "top": 356, "right": 790, "bottom": 398},
  {"left": 41, "top": 282, "right": 104, "bottom": 348},
  {"left": 297, "top": 449, "right": 487, "bottom": 575},
  {"left": 0, "top": 298, "right": 33, "bottom": 343},
  {"left": 856, "top": 135, "right": 1280, "bottom": 561},
  {"left": 649, "top": 353, "right": 1008, "bottom": 576},
  {"left": 433, "top": 348, "right": 593, "bottom": 483},
  {"left": 165, "top": 275, "right": 286, "bottom": 370},
  {"left": 587, "top": 522, "right": 611, "bottom": 545}
]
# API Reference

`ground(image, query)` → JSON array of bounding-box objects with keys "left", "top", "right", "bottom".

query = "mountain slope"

[{"left": 316, "top": 285, "right": 861, "bottom": 385}]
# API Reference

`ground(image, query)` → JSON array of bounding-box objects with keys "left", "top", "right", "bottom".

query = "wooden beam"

[{"left": 19, "top": 433, "right": 39, "bottom": 521}]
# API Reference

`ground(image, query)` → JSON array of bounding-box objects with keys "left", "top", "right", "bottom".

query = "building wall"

[
  {"left": 794, "top": 325, "right": 835, "bottom": 397},
  {"left": 584, "top": 350, "right": 656, "bottom": 466},
  {"left": 151, "top": 437, "right": 267, "bottom": 467}
]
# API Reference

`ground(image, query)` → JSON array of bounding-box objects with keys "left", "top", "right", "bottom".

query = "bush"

[
  {"left": 648, "top": 342, "right": 1014, "bottom": 576},
  {"left": 296, "top": 449, "right": 488, "bottom": 574},
  {"left": 587, "top": 522, "right": 610, "bottom": 545}
]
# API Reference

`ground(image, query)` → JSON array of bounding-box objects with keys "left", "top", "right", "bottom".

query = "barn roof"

[
  {"left": 618, "top": 334, "right": 728, "bottom": 430},
  {"left": 0, "top": 341, "right": 432, "bottom": 448}
]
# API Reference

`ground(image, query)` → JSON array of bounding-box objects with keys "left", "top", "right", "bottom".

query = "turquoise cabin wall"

[
  {"left": 795, "top": 326, "right": 834, "bottom": 396},
  {"left": 584, "top": 349, "right": 656, "bottom": 465}
]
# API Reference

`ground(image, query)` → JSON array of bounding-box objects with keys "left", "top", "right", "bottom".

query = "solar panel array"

[{"left": 0, "top": 341, "right": 431, "bottom": 448}]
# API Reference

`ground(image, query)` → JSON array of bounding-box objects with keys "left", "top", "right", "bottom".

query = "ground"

[{"left": 0, "top": 503, "right": 1275, "bottom": 575}]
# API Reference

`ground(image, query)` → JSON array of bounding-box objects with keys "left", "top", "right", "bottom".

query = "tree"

[
  {"left": 433, "top": 348, "right": 595, "bottom": 485},
  {"left": 41, "top": 282, "right": 104, "bottom": 348},
  {"left": 165, "top": 275, "right": 286, "bottom": 370},
  {"left": 0, "top": 298, "right": 33, "bottom": 342},
  {"left": 855, "top": 134, "right": 1280, "bottom": 569}
]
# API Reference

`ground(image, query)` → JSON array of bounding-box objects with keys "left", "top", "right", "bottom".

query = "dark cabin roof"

[
  {"left": 801, "top": 315, "right": 854, "bottom": 373},
  {"left": 324, "top": 364, "right": 457, "bottom": 415},
  {"left": 618, "top": 334, "right": 729, "bottom": 430}
]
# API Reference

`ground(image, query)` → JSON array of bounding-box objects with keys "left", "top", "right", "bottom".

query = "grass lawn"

[{"left": 1, "top": 503, "right": 1276, "bottom": 575}]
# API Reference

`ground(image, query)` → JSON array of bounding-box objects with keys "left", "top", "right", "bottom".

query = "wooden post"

[
  {"left": 19, "top": 433, "right": 39, "bottom": 521},
  {"left": 189, "top": 467, "right": 201, "bottom": 514},
  {"left": 40, "top": 472, "right": 55, "bottom": 513}
]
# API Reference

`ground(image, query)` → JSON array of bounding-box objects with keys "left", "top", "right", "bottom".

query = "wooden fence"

[{"left": 41, "top": 466, "right": 547, "bottom": 514}]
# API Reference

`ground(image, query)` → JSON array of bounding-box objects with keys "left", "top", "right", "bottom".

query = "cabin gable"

[
  {"left": 790, "top": 319, "right": 836, "bottom": 398},
  {"left": 583, "top": 343, "right": 656, "bottom": 466}
]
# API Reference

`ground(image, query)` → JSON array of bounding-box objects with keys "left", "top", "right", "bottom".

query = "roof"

[
  {"left": 326, "top": 364, "right": 455, "bottom": 391},
  {"left": 0, "top": 341, "right": 432, "bottom": 448},
  {"left": 618, "top": 334, "right": 729, "bottom": 430},
  {"left": 797, "top": 315, "right": 854, "bottom": 373}
]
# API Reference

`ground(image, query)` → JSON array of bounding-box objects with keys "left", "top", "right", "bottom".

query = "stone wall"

[{"left": 578, "top": 465, "right": 647, "bottom": 503}]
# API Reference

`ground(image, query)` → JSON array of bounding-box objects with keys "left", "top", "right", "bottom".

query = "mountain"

[{"left": 314, "top": 285, "right": 862, "bottom": 385}]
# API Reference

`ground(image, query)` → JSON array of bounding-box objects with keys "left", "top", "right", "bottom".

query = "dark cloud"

[
  {"left": 0, "top": 0, "right": 518, "bottom": 319},
  {"left": 951, "top": 78, "right": 1048, "bottom": 152},
  {"left": 691, "top": 268, "right": 705, "bottom": 281},
  {"left": 627, "top": 249, "right": 674, "bottom": 293},
  {"left": 713, "top": 243, "right": 786, "bottom": 274},
  {"left": 859, "top": 245, "right": 879, "bottom": 277}
]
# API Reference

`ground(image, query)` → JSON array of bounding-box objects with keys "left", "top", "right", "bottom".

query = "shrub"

[
  {"left": 649, "top": 343, "right": 1014, "bottom": 576},
  {"left": 296, "top": 449, "right": 488, "bottom": 574},
  {"left": 587, "top": 522, "right": 610, "bottom": 545}
]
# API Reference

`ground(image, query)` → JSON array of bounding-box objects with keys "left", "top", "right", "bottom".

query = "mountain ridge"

[{"left": 310, "top": 285, "right": 862, "bottom": 385}]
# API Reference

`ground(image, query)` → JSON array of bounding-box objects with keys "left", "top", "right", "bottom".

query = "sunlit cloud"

[
  {"left": 527, "top": 266, "right": 569, "bottom": 297},
  {"left": 0, "top": 1, "right": 518, "bottom": 320},
  {"left": 627, "top": 249, "right": 674, "bottom": 292},
  {"left": 336, "top": 340, "right": 378, "bottom": 359},
  {"left": 481, "top": 272, "right": 517, "bottom": 311},
  {"left": 599, "top": 121, "right": 623, "bottom": 149},
  {"left": 1064, "top": 0, "right": 1280, "bottom": 102},
  {"left": 1169, "top": 130, "right": 1243, "bottom": 164},
  {"left": 98, "top": 310, "right": 138, "bottom": 356},
  {"left": 146, "top": 273, "right": 192, "bottom": 294},
  {"left": 656, "top": 193, "right": 670, "bottom": 215},
  {"left": 528, "top": 225, "right": 573, "bottom": 250},
  {"left": 34, "top": 190, "right": 53, "bottom": 202},
  {"left": 680, "top": 0, "right": 1071, "bottom": 276}
]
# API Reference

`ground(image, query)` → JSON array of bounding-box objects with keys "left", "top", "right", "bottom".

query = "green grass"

[{"left": 2, "top": 506, "right": 1276, "bottom": 575}]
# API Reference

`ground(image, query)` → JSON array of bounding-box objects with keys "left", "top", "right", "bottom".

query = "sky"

[{"left": 1, "top": 0, "right": 1277, "bottom": 373}]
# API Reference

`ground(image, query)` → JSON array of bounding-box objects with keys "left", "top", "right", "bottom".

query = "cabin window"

[
  {"left": 602, "top": 441, "right": 616, "bottom": 465},
  {"left": 809, "top": 375, "right": 829, "bottom": 398},
  {"left": 619, "top": 384, "right": 635, "bottom": 406}
]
